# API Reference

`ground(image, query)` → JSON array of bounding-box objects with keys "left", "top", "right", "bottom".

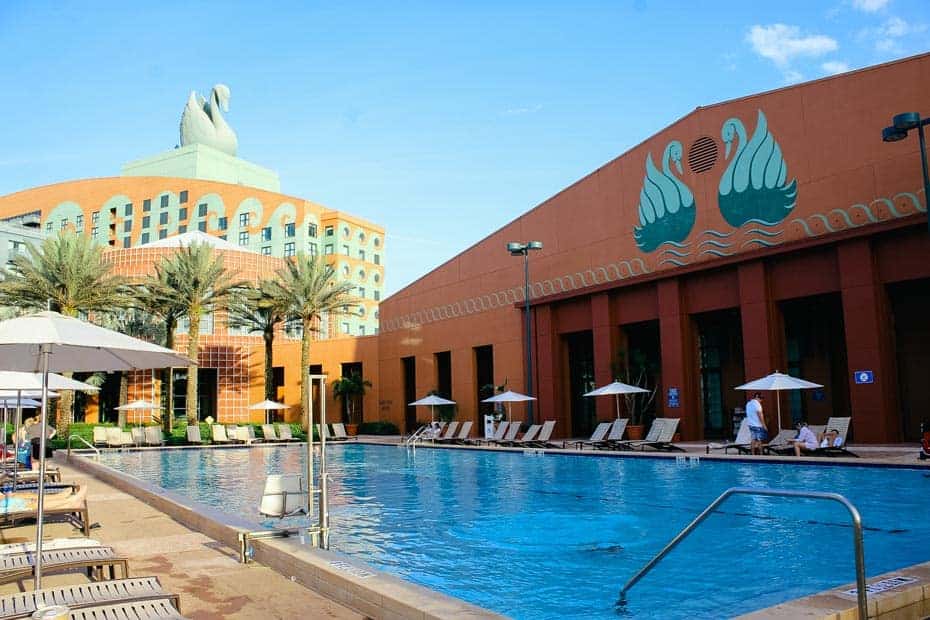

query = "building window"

[
  {"left": 284, "top": 242, "right": 295, "bottom": 257},
  {"left": 123, "top": 220, "right": 132, "bottom": 233},
  {"left": 308, "top": 242, "right": 318, "bottom": 255},
  {"left": 218, "top": 216, "right": 227, "bottom": 230},
  {"left": 219, "top": 234, "right": 227, "bottom": 240},
  {"left": 179, "top": 207, "right": 188, "bottom": 221},
  {"left": 374, "top": 254, "right": 380, "bottom": 265},
  {"left": 325, "top": 225, "right": 334, "bottom": 236},
  {"left": 124, "top": 203, "right": 133, "bottom": 216},
  {"left": 92, "top": 211, "right": 100, "bottom": 224},
  {"left": 358, "top": 306, "right": 365, "bottom": 316},
  {"left": 358, "top": 269, "right": 366, "bottom": 280},
  {"left": 160, "top": 195, "right": 169, "bottom": 208},
  {"left": 178, "top": 224, "right": 187, "bottom": 233},
  {"left": 141, "top": 232, "right": 150, "bottom": 244},
  {"left": 60, "top": 219, "right": 67, "bottom": 230},
  {"left": 358, "top": 249, "right": 365, "bottom": 261},
  {"left": 285, "top": 222, "right": 295, "bottom": 237},
  {"left": 123, "top": 237, "right": 131, "bottom": 248},
  {"left": 239, "top": 212, "right": 249, "bottom": 227},
  {"left": 159, "top": 212, "right": 168, "bottom": 226},
  {"left": 142, "top": 216, "right": 150, "bottom": 228},
  {"left": 198, "top": 221, "right": 207, "bottom": 232},
  {"left": 359, "top": 325, "right": 366, "bottom": 336},
  {"left": 179, "top": 190, "right": 189, "bottom": 204},
  {"left": 143, "top": 199, "right": 151, "bottom": 212},
  {"left": 75, "top": 214, "right": 84, "bottom": 231},
  {"left": 198, "top": 203, "right": 207, "bottom": 217},
  {"left": 374, "top": 290, "right": 380, "bottom": 301},
  {"left": 324, "top": 244, "right": 333, "bottom": 255},
  {"left": 341, "top": 245, "right": 349, "bottom": 255},
  {"left": 373, "top": 237, "right": 380, "bottom": 248},
  {"left": 342, "top": 322, "right": 350, "bottom": 334},
  {"left": 374, "top": 273, "right": 380, "bottom": 283},
  {"left": 308, "top": 223, "right": 318, "bottom": 237},
  {"left": 359, "top": 231, "right": 366, "bottom": 243},
  {"left": 342, "top": 265, "right": 350, "bottom": 276},
  {"left": 159, "top": 229, "right": 167, "bottom": 240},
  {"left": 358, "top": 287, "right": 365, "bottom": 298},
  {"left": 342, "top": 226, "right": 350, "bottom": 238},
  {"left": 261, "top": 227, "right": 272, "bottom": 241},
  {"left": 261, "top": 246, "right": 271, "bottom": 256},
  {"left": 45, "top": 222, "right": 52, "bottom": 232},
  {"left": 91, "top": 226, "right": 98, "bottom": 239},
  {"left": 239, "top": 231, "right": 249, "bottom": 246}
]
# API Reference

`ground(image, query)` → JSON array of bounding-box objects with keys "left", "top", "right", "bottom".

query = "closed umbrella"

[
  {"left": 115, "top": 399, "right": 158, "bottom": 425},
  {"left": 734, "top": 371, "right": 823, "bottom": 430},
  {"left": 0, "top": 310, "right": 190, "bottom": 589},
  {"left": 249, "top": 400, "right": 289, "bottom": 424},
  {"left": 481, "top": 390, "right": 536, "bottom": 422},
  {"left": 408, "top": 394, "right": 456, "bottom": 423},
  {"left": 584, "top": 381, "right": 649, "bottom": 420}
]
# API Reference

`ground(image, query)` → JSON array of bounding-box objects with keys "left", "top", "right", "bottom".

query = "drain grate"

[{"left": 688, "top": 136, "right": 718, "bottom": 173}]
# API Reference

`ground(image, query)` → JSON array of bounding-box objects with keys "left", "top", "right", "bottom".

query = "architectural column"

[
  {"left": 591, "top": 293, "right": 616, "bottom": 421},
  {"left": 838, "top": 240, "right": 898, "bottom": 442},
  {"left": 657, "top": 278, "right": 698, "bottom": 439},
  {"left": 738, "top": 260, "right": 783, "bottom": 386},
  {"left": 534, "top": 304, "right": 564, "bottom": 432}
]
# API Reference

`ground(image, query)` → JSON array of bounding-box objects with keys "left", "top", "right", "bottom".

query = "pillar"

[
  {"left": 591, "top": 293, "right": 617, "bottom": 421},
  {"left": 657, "top": 278, "right": 698, "bottom": 439},
  {"left": 534, "top": 305, "right": 566, "bottom": 434},
  {"left": 738, "top": 262, "right": 782, "bottom": 381}
]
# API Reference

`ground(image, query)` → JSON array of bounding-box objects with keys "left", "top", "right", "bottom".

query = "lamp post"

[
  {"left": 882, "top": 111, "right": 930, "bottom": 234},
  {"left": 507, "top": 241, "right": 543, "bottom": 425}
]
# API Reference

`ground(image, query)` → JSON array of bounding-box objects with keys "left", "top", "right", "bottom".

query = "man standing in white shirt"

[{"left": 744, "top": 392, "right": 767, "bottom": 455}]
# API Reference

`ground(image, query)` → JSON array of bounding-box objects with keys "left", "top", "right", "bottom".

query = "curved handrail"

[
  {"left": 66, "top": 434, "right": 100, "bottom": 460},
  {"left": 617, "top": 487, "right": 868, "bottom": 619}
]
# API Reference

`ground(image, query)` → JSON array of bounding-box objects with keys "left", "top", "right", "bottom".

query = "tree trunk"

[
  {"left": 163, "top": 319, "right": 176, "bottom": 434},
  {"left": 117, "top": 372, "right": 128, "bottom": 428},
  {"left": 264, "top": 330, "right": 275, "bottom": 402},
  {"left": 300, "top": 317, "right": 311, "bottom": 431},
  {"left": 56, "top": 373, "right": 75, "bottom": 437},
  {"left": 186, "top": 311, "right": 201, "bottom": 423}
]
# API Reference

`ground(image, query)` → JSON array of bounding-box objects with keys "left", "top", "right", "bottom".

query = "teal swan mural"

[
  {"left": 718, "top": 109, "right": 798, "bottom": 227},
  {"left": 632, "top": 140, "right": 696, "bottom": 252}
]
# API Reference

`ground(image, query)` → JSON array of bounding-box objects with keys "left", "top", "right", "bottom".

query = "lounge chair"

[
  {"left": 706, "top": 418, "right": 751, "bottom": 454},
  {"left": 68, "top": 597, "right": 187, "bottom": 619},
  {"left": 479, "top": 421, "right": 509, "bottom": 445},
  {"left": 226, "top": 425, "right": 246, "bottom": 444},
  {"left": 0, "top": 537, "right": 100, "bottom": 556},
  {"left": 186, "top": 425, "right": 203, "bottom": 444},
  {"left": 332, "top": 423, "right": 352, "bottom": 441},
  {"left": 92, "top": 426, "right": 108, "bottom": 447},
  {"left": 567, "top": 422, "right": 610, "bottom": 449},
  {"left": 130, "top": 427, "right": 145, "bottom": 446},
  {"left": 438, "top": 420, "right": 473, "bottom": 444},
  {"left": 144, "top": 427, "right": 164, "bottom": 447},
  {"left": 237, "top": 426, "right": 262, "bottom": 444},
  {"left": 613, "top": 418, "right": 684, "bottom": 451},
  {"left": 813, "top": 417, "right": 858, "bottom": 457},
  {"left": 526, "top": 420, "right": 559, "bottom": 448},
  {"left": 0, "top": 466, "right": 61, "bottom": 485},
  {"left": 500, "top": 424, "right": 540, "bottom": 447},
  {"left": 0, "top": 545, "right": 128, "bottom": 585},
  {"left": 261, "top": 424, "right": 279, "bottom": 441},
  {"left": 276, "top": 424, "right": 299, "bottom": 442},
  {"left": 0, "top": 576, "right": 179, "bottom": 620},
  {"left": 757, "top": 428, "right": 799, "bottom": 455},
  {"left": 211, "top": 425, "right": 234, "bottom": 444},
  {"left": 105, "top": 427, "right": 133, "bottom": 448},
  {"left": 596, "top": 419, "right": 630, "bottom": 450},
  {"left": 0, "top": 484, "right": 91, "bottom": 536},
  {"left": 484, "top": 421, "right": 521, "bottom": 446}
]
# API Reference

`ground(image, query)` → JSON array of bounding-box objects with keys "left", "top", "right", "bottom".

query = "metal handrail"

[
  {"left": 404, "top": 425, "right": 428, "bottom": 447},
  {"left": 66, "top": 434, "right": 100, "bottom": 460},
  {"left": 617, "top": 487, "right": 868, "bottom": 619}
]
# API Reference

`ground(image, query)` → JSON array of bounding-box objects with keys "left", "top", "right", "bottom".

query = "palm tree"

[
  {"left": 332, "top": 372, "right": 372, "bottom": 425},
  {"left": 226, "top": 281, "right": 289, "bottom": 402},
  {"left": 156, "top": 242, "right": 242, "bottom": 423},
  {"left": 269, "top": 253, "right": 355, "bottom": 428},
  {"left": 0, "top": 232, "right": 128, "bottom": 433}
]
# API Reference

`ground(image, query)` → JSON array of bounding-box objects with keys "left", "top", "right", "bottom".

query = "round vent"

[{"left": 688, "top": 136, "right": 718, "bottom": 174}]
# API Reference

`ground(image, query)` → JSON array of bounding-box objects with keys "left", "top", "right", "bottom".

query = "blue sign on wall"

[
  {"left": 667, "top": 387, "right": 680, "bottom": 408},
  {"left": 854, "top": 370, "right": 874, "bottom": 385}
]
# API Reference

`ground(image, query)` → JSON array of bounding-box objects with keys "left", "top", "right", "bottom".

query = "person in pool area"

[
  {"left": 744, "top": 392, "right": 767, "bottom": 455},
  {"left": 819, "top": 428, "right": 843, "bottom": 448},
  {"left": 792, "top": 421, "right": 820, "bottom": 456}
]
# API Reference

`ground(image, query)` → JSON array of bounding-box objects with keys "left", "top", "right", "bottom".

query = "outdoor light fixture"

[
  {"left": 882, "top": 111, "right": 930, "bottom": 234},
  {"left": 507, "top": 240, "right": 543, "bottom": 424}
]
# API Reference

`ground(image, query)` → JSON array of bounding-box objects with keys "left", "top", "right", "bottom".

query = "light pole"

[
  {"left": 882, "top": 111, "right": 930, "bottom": 234},
  {"left": 507, "top": 241, "right": 543, "bottom": 425}
]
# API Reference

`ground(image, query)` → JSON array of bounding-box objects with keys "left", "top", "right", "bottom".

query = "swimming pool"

[{"left": 98, "top": 445, "right": 930, "bottom": 619}]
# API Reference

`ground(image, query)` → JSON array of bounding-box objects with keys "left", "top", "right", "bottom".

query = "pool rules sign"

[{"left": 854, "top": 370, "right": 874, "bottom": 384}]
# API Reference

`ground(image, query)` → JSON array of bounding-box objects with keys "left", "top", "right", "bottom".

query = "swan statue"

[
  {"left": 718, "top": 110, "right": 797, "bottom": 227},
  {"left": 633, "top": 140, "right": 696, "bottom": 252},
  {"left": 179, "top": 84, "right": 238, "bottom": 156}
]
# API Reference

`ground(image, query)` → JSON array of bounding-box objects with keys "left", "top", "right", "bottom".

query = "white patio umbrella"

[
  {"left": 584, "top": 381, "right": 649, "bottom": 420},
  {"left": 408, "top": 394, "right": 456, "bottom": 423},
  {"left": 481, "top": 390, "right": 536, "bottom": 422},
  {"left": 249, "top": 399, "right": 289, "bottom": 424},
  {"left": 115, "top": 399, "right": 158, "bottom": 425},
  {"left": 0, "top": 310, "right": 190, "bottom": 589},
  {"left": 734, "top": 371, "right": 823, "bottom": 430}
]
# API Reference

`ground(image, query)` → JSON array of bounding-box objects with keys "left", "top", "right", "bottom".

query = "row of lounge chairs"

[
  {"left": 92, "top": 426, "right": 165, "bottom": 448},
  {"left": 570, "top": 418, "right": 685, "bottom": 452},
  {"left": 705, "top": 416, "right": 858, "bottom": 457}
]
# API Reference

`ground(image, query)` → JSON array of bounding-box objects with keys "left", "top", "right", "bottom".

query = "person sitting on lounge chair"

[
  {"left": 427, "top": 421, "right": 442, "bottom": 439},
  {"left": 791, "top": 422, "right": 819, "bottom": 456},
  {"left": 819, "top": 428, "right": 843, "bottom": 449}
]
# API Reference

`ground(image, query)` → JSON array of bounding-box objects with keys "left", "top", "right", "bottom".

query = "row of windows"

[{"left": 323, "top": 225, "right": 381, "bottom": 248}]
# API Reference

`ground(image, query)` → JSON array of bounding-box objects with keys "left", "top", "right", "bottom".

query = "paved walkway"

[{"left": 0, "top": 461, "right": 364, "bottom": 620}]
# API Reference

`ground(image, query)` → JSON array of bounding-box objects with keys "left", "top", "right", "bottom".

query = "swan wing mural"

[
  {"left": 718, "top": 110, "right": 797, "bottom": 227},
  {"left": 633, "top": 140, "right": 696, "bottom": 252},
  {"left": 179, "top": 84, "right": 238, "bottom": 156}
]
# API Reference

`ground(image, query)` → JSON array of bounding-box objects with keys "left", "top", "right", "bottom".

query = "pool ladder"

[
  {"left": 617, "top": 487, "right": 869, "bottom": 619},
  {"left": 402, "top": 425, "right": 429, "bottom": 449}
]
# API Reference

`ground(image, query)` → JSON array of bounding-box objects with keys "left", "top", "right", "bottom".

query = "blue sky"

[{"left": 0, "top": 1, "right": 926, "bottom": 295}]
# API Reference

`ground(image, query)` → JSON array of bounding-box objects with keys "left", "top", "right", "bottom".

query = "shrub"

[{"left": 358, "top": 420, "right": 399, "bottom": 435}]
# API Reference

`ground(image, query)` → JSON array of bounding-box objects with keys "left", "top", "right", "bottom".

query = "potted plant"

[
  {"left": 332, "top": 372, "right": 372, "bottom": 436},
  {"left": 613, "top": 348, "right": 658, "bottom": 440}
]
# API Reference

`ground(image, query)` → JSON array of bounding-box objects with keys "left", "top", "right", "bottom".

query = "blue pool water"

[{"left": 98, "top": 445, "right": 930, "bottom": 619}]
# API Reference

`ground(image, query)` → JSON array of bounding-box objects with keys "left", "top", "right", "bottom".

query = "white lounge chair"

[
  {"left": 431, "top": 421, "right": 458, "bottom": 442},
  {"left": 760, "top": 428, "right": 800, "bottom": 455},
  {"left": 105, "top": 427, "right": 134, "bottom": 448},
  {"left": 0, "top": 546, "right": 128, "bottom": 585},
  {"left": 815, "top": 417, "right": 857, "bottom": 457},
  {"left": 0, "top": 576, "right": 179, "bottom": 620},
  {"left": 211, "top": 425, "right": 233, "bottom": 444},
  {"left": 277, "top": 424, "right": 299, "bottom": 442},
  {"left": 92, "top": 426, "right": 108, "bottom": 447},
  {"left": 485, "top": 421, "right": 521, "bottom": 445},
  {"left": 144, "top": 427, "right": 164, "bottom": 446},
  {"left": 236, "top": 426, "right": 261, "bottom": 444},
  {"left": 706, "top": 418, "right": 751, "bottom": 454},
  {"left": 597, "top": 418, "right": 630, "bottom": 449},
  {"left": 614, "top": 418, "right": 683, "bottom": 451},
  {"left": 568, "top": 422, "right": 610, "bottom": 449},
  {"left": 526, "top": 420, "right": 558, "bottom": 447},
  {"left": 130, "top": 427, "right": 144, "bottom": 446},
  {"left": 437, "top": 420, "right": 473, "bottom": 444},
  {"left": 332, "top": 423, "right": 352, "bottom": 441},
  {"left": 186, "top": 425, "right": 203, "bottom": 444},
  {"left": 501, "top": 424, "right": 541, "bottom": 446},
  {"left": 480, "top": 421, "right": 509, "bottom": 445},
  {"left": 261, "top": 424, "right": 279, "bottom": 441},
  {"left": 0, "top": 537, "right": 100, "bottom": 556}
]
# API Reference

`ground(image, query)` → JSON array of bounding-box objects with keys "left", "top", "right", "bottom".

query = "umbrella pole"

[
  {"left": 13, "top": 391, "right": 21, "bottom": 493},
  {"left": 776, "top": 391, "right": 782, "bottom": 430},
  {"left": 615, "top": 394, "right": 620, "bottom": 420},
  {"left": 306, "top": 375, "right": 314, "bottom": 520},
  {"left": 319, "top": 378, "right": 329, "bottom": 549},
  {"left": 508, "top": 402, "right": 512, "bottom": 423},
  {"left": 34, "top": 344, "right": 51, "bottom": 590}
]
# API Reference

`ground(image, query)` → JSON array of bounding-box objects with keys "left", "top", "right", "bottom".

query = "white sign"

[{"left": 842, "top": 575, "right": 917, "bottom": 596}]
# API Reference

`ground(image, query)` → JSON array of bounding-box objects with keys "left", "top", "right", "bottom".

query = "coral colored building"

[{"left": 375, "top": 53, "right": 930, "bottom": 443}]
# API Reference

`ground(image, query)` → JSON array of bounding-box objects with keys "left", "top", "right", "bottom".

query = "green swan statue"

[
  {"left": 718, "top": 110, "right": 797, "bottom": 227},
  {"left": 633, "top": 141, "right": 696, "bottom": 252}
]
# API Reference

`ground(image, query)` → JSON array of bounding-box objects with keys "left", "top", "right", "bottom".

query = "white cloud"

[
  {"left": 822, "top": 60, "right": 851, "bottom": 74},
  {"left": 747, "top": 24, "right": 839, "bottom": 67},
  {"left": 783, "top": 69, "right": 805, "bottom": 84},
  {"left": 859, "top": 16, "right": 927, "bottom": 53},
  {"left": 501, "top": 104, "right": 542, "bottom": 117},
  {"left": 851, "top": 0, "right": 890, "bottom": 12}
]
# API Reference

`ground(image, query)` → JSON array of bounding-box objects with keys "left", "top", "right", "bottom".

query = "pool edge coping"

[{"left": 56, "top": 450, "right": 508, "bottom": 620}]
